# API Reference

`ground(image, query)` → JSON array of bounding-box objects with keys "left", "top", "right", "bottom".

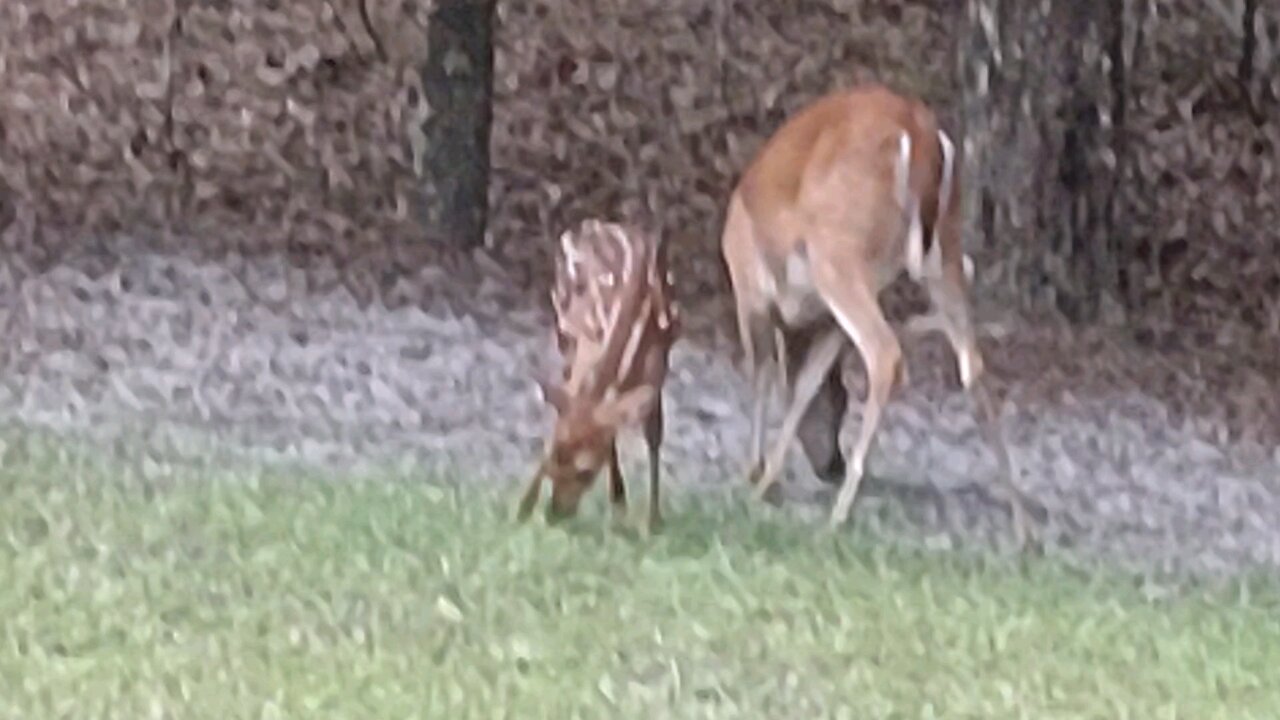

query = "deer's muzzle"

[{"left": 546, "top": 469, "right": 594, "bottom": 522}]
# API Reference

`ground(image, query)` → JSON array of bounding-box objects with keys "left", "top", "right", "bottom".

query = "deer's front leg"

[
  {"left": 742, "top": 314, "right": 780, "bottom": 487},
  {"left": 515, "top": 461, "right": 546, "bottom": 522},
  {"left": 746, "top": 365, "right": 771, "bottom": 485},
  {"left": 606, "top": 441, "right": 627, "bottom": 526},
  {"left": 643, "top": 394, "right": 665, "bottom": 534}
]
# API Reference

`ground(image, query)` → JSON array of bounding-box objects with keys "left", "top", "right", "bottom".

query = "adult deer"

[
  {"left": 516, "top": 219, "right": 680, "bottom": 532},
  {"left": 721, "top": 82, "right": 1034, "bottom": 543}
]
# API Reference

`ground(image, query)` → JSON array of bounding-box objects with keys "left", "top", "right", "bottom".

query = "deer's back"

[
  {"left": 553, "top": 220, "right": 677, "bottom": 401},
  {"left": 735, "top": 84, "right": 947, "bottom": 273}
]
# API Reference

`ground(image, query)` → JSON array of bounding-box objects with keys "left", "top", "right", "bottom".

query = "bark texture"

[
  {"left": 959, "top": 0, "right": 1135, "bottom": 322},
  {"left": 421, "top": 0, "right": 497, "bottom": 248}
]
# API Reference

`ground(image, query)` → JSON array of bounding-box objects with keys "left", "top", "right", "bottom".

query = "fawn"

[{"left": 516, "top": 219, "right": 680, "bottom": 531}]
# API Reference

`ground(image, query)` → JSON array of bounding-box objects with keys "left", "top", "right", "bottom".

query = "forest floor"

[{"left": 0, "top": 236, "right": 1278, "bottom": 582}]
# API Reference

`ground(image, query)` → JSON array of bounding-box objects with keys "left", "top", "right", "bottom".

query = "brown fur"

[
  {"left": 517, "top": 219, "right": 680, "bottom": 530},
  {"left": 720, "top": 82, "right": 1030, "bottom": 539}
]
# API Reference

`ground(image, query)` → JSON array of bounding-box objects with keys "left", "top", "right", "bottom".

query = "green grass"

[{"left": 2, "top": 435, "right": 1279, "bottom": 719}]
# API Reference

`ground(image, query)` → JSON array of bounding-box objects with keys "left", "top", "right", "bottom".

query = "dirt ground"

[{"left": 1, "top": 235, "right": 1277, "bottom": 581}]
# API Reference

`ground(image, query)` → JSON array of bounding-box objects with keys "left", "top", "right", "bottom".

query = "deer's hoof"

[
  {"left": 751, "top": 478, "right": 784, "bottom": 506},
  {"left": 828, "top": 499, "right": 854, "bottom": 529},
  {"left": 644, "top": 512, "right": 664, "bottom": 537}
]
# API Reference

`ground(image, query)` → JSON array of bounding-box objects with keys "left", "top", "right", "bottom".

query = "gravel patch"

[{"left": 1, "top": 243, "right": 1277, "bottom": 580}]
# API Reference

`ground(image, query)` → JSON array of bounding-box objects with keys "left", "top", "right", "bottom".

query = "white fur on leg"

[
  {"left": 936, "top": 130, "right": 955, "bottom": 210},
  {"left": 894, "top": 132, "right": 912, "bottom": 210},
  {"left": 904, "top": 203, "right": 924, "bottom": 282},
  {"left": 958, "top": 346, "right": 984, "bottom": 389},
  {"left": 925, "top": 129, "right": 957, "bottom": 257},
  {"left": 897, "top": 132, "right": 926, "bottom": 282},
  {"left": 830, "top": 453, "right": 866, "bottom": 526},
  {"left": 922, "top": 239, "right": 942, "bottom": 278}
]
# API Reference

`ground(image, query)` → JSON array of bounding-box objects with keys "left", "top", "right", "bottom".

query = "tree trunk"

[
  {"left": 0, "top": 176, "right": 15, "bottom": 237},
  {"left": 1240, "top": 0, "right": 1258, "bottom": 87},
  {"left": 421, "top": 0, "right": 496, "bottom": 248},
  {"left": 959, "top": 0, "right": 1131, "bottom": 323}
]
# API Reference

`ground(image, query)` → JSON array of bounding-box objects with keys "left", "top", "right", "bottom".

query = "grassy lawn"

[{"left": 2, "top": 435, "right": 1278, "bottom": 719}]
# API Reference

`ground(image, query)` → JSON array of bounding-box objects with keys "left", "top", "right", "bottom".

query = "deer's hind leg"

[
  {"left": 749, "top": 326, "right": 845, "bottom": 503},
  {"left": 807, "top": 253, "right": 906, "bottom": 528},
  {"left": 787, "top": 320, "right": 849, "bottom": 485}
]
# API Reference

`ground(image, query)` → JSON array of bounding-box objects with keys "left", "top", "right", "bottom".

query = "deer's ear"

[
  {"left": 536, "top": 377, "right": 569, "bottom": 414},
  {"left": 592, "top": 385, "right": 656, "bottom": 429}
]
